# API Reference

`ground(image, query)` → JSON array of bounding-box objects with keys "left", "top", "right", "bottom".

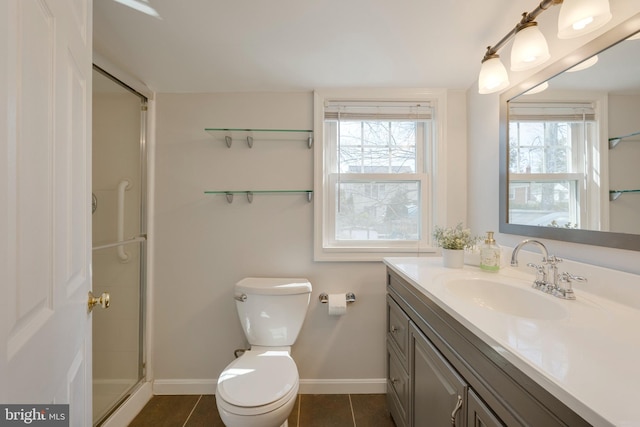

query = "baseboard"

[
  {"left": 153, "top": 379, "right": 217, "bottom": 395},
  {"left": 298, "top": 379, "right": 387, "bottom": 394},
  {"left": 101, "top": 381, "right": 152, "bottom": 427},
  {"left": 152, "top": 378, "right": 387, "bottom": 395}
]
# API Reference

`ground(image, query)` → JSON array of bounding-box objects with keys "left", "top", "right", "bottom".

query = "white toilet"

[{"left": 215, "top": 277, "right": 312, "bottom": 427}]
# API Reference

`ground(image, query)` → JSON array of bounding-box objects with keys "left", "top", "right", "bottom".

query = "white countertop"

[{"left": 384, "top": 257, "right": 640, "bottom": 427}]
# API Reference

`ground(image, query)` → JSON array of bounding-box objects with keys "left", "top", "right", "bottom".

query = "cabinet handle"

[
  {"left": 450, "top": 394, "right": 463, "bottom": 427},
  {"left": 390, "top": 325, "right": 399, "bottom": 333}
]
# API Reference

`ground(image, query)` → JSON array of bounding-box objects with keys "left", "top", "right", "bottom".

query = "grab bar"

[
  {"left": 93, "top": 234, "right": 146, "bottom": 251},
  {"left": 117, "top": 179, "right": 132, "bottom": 262}
]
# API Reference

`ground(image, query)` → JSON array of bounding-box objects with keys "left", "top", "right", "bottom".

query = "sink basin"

[{"left": 444, "top": 278, "right": 568, "bottom": 320}]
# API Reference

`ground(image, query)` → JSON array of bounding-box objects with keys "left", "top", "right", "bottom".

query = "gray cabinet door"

[
  {"left": 410, "top": 323, "right": 467, "bottom": 427},
  {"left": 467, "top": 389, "right": 506, "bottom": 427}
]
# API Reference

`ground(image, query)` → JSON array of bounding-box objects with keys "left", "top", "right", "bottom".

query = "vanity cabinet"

[
  {"left": 386, "top": 268, "right": 590, "bottom": 427},
  {"left": 411, "top": 323, "right": 466, "bottom": 426},
  {"left": 387, "top": 295, "right": 471, "bottom": 427}
]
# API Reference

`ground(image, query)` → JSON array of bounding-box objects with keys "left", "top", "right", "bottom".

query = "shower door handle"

[{"left": 88, "top": 291, "right": 111, "bottom": 312}]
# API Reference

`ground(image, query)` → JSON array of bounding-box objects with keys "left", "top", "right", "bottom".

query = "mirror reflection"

[{"left": 507, "top": 33, "right": 640, "bottom": 236}]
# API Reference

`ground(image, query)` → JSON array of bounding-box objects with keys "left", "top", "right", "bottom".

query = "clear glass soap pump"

[{"left": 480, "top": 231, "right": 501, "bottom": 272}]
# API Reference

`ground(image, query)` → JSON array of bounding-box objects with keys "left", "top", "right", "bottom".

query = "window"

[
  {"left": 507, "top": 101, "right": 598, "bottom": 229},
  {"left": 314, "top": 90, "right": 443, "bottom": 261}
]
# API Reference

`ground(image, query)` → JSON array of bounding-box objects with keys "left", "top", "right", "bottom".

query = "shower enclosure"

[{"left": 91, "top": 66, "right": 148, "bottom": 425}]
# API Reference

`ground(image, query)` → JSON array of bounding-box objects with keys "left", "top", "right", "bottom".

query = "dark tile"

[
  {"left": 128, "top": 395, "right": 200, "bottom": 427},
  {"left": 350, "top": 394, "right": 395, "bottom": 427},
  {"left": 287, "top": 394, "right": 300, "bottom": 427},
  {"left": 298, "top": 394, "right": 354, "bottom": 427},
  {"left": 185, "top": 395, "right": 225, "bottom": 427}
]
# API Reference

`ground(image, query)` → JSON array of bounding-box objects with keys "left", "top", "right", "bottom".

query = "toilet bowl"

[
  {"left": 215, "top": 278, "right": 311, "bottom": 427},
  {"left": 217, "top": 347, "right": 299, "bottom": 427}
]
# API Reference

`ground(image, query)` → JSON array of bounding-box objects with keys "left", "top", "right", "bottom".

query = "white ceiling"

[{"left": 93, "top": 0, "right": 530, "bottom": 93}]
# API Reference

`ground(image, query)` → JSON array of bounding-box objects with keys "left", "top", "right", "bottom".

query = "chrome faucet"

[
  {"left": 510, "top": 239, "right": 584, "bottom": 300},
  {"left": 510, "top": 239, "right": 549, "bottom": 267}
]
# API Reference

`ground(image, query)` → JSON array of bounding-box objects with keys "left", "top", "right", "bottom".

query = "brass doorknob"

[{"left": 88, "top": 291, "right": 110, "bottom": 312}]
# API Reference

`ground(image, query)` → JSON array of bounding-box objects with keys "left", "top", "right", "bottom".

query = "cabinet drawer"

[
  {"left": 387, "top": 340, "right": 409, "bottom": 427},
  {"left": 387, "top": 295, "right": 409, "bottom": 363}
]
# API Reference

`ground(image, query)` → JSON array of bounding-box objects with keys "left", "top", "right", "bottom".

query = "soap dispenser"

[{"left": 480, "top": 231, "right": 501, "bottom": 272}]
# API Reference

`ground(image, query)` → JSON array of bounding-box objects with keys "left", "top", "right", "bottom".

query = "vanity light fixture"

[{"left": 478, "top": 0, "right": 612, "bottom": 94}]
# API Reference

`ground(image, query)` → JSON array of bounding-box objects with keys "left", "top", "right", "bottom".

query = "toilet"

[{"left": 216, "top": 277, "right": 312, "bottom": 427}]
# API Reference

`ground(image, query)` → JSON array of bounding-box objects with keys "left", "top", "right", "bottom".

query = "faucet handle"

[
  {"left": 544, "top": 255, "right": 563, "bottom": 265},
  {"left": 561, "top": 272, "right": 587, "bottom": 284},
  {"left": 526, "top": 262, "right": 547, "bottom": 289},
  {"left": 553, "top": 272, "right": 586, "bottom": 300}
]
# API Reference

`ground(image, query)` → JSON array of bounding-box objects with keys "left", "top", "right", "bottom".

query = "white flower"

[{"left": 432, "top": 223, "right": 479, "bottom": 250}]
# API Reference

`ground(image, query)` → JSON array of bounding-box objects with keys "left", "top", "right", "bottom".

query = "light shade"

[
  {"left": 558, "top": 0, "right": 612, "bottom": 39},
  {"left": 511, "top": 23, "right": 551, "bottom": 71},
  {"left": 478, "top": 56, "right": 509, "bottom": 94},
  {"left": 566, "top": 55, "right": 598, "bottom": 72},
  {"left": 523, "top": 81, "right": 549, "bottom": 95}
]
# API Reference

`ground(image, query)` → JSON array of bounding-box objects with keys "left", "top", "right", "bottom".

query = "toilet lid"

[{"left": 217, "top": 350, "right": 298, "bottom": 408}]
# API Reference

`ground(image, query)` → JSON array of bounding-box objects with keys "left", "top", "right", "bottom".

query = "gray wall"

[{"left": 151, "top": 91, "right": 467, "bottom": 391}]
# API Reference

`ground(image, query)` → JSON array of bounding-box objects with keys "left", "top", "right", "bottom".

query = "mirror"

[{"left": 500, "top": 12, "right": 640, "bottom": 251}]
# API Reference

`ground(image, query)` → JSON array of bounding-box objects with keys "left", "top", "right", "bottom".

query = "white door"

[{"left": 0, "top": 0, "right": 93, "bottom": 425}]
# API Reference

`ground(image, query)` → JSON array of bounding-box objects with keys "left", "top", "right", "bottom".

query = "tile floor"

[{"left": 128, "top": 394, "right": 396, "bottom": 427}]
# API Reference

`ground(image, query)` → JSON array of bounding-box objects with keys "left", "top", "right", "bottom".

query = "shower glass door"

[{"left": 91, "top": 66, "right": 147, "bottom": 425}]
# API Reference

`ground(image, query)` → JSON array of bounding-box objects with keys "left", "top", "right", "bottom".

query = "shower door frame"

[{"left": 92, "top": 64, "right": 149, "bottom": 426}]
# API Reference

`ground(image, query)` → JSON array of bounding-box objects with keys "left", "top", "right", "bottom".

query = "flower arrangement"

[{"left": 432, "top": 223, "right": 479, "bottom": 250}]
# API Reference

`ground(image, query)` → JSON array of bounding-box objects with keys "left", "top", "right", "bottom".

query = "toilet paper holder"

[{"left": 318, "top": 292, "right": 356, "bottom": 304}]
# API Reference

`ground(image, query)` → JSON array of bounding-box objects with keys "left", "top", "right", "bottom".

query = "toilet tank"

[{"left": 235, "top": 277, "right": 312, "bottom": 346}]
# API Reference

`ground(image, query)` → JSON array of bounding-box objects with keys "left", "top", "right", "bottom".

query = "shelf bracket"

[
  {"left": 608, "top": 138, "right": 621, "bottom": 149},
  {"left": 308, "top": 135, "right": 313, "bottom": 149},
  {"left": 246, "top": 192, "right": 254, "bottom": 203},
  {"left": 224, "top": 135, "right": 232, "bottom": 148},
  {"left": 307, "top": 191, "right": 313, "bottom": 202},
  {"left": 247, "top": 136, "right": 254, "bottom": 148},
  {"left": 610, "top": 191, "right": 622, "bottom": 201},
  {"left": 225, "top": 193, "right": 234, "bottom": 203}
]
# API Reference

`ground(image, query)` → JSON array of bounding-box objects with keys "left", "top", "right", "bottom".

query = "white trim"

[
  {"left": 101, "top": 381, "right": 153, "bottom": 427},
  {"left": 298, "top": 378, "right": 387, "bottom": 394},
  {"left": 153, "top": 379, "right": 217, "bottom": 395},
  {"left": 151, "top": 378, "right": 387, "bottom": 395},
  {"left": 313, "top": 88, "right": 448, "bottom": 262}
]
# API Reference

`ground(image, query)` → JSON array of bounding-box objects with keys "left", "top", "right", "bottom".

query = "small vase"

[{"left": 442, "top": 249, "right": 464, "bottom": 268}]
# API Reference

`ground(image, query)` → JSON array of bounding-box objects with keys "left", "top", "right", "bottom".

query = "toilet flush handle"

[{"left": 234, "top": 293, "right": 247, "bottom": 302}]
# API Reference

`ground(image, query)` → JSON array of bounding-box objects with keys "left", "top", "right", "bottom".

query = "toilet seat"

[{"left": 216, "top": 349, "right": 299, "bottom": 416}]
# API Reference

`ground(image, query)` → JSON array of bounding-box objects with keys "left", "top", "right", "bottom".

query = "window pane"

[
  {"left": 335, "top": 181, "right": 420, "bottom": 241},
  {"left": 508, "top": 180, "right": 579, "bottom": 228},
  {"left": 509, "top": 121, "right": 579, "bottom": 174},
  {"left": 338, "top": 121, "right": 417, "bottom": 173}
]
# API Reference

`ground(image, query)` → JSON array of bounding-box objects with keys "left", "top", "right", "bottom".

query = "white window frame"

[
  {"left": 313, "top": 89, "right": 446, "bottom": 261},
  {"left": 507, "top": 99, "right": 603, "bottom": 230}
]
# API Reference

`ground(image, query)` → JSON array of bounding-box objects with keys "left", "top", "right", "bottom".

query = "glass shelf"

[
  {"left": 204, "top": 190, "right": 313, "bottom": 203},
  {"left": 205, "top": 128, "right": 313, "bottom": 148},
  {"left": 608, "top": 131, "right": 640, "bottom": 149},
  {"left": 609, "top": 189, "right": 640, "bottom": 201}
]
